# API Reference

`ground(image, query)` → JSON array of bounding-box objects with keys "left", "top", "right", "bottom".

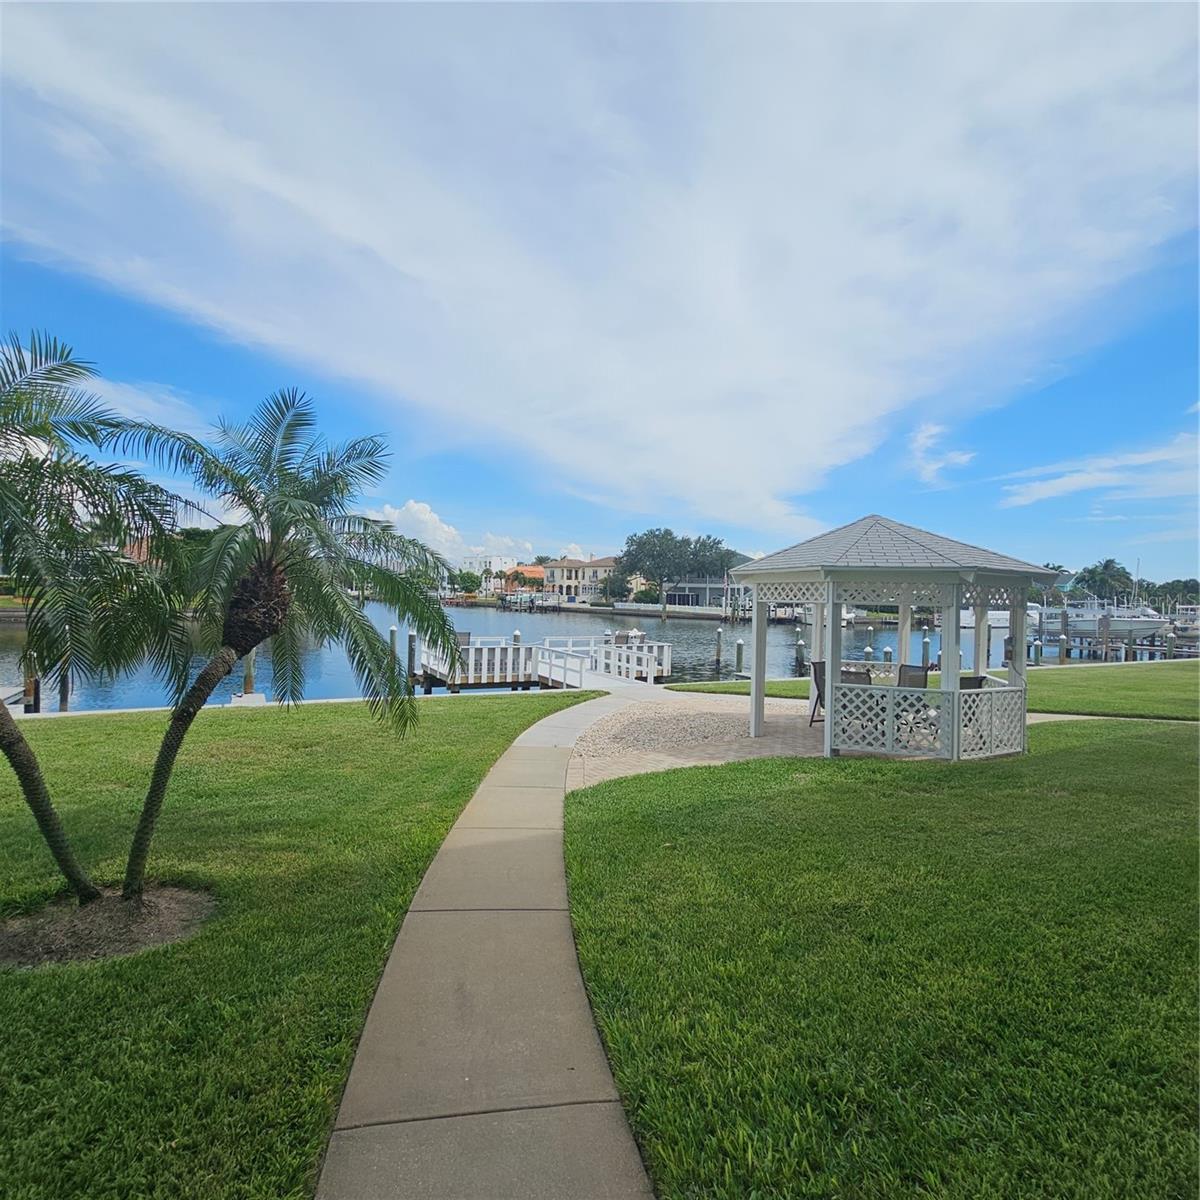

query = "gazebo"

[{"left": 730, "top": 515, "right": 1060, "bottom": 761}]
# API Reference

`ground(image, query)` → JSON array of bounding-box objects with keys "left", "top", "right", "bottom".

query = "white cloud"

[
  {"left": 364, "top": 499, "right": 539, "bottom": 565},
  {"left": 365, "top": 500, "right": 467, "bottom": 561},
  {"left": 0, "top": 5, "right": 1195, "bottom": 533},
  {"left": 91, "top": 378, "right": 209, "bottom": 437},
  {"left": 999, "top": 432, "right": 1198, "bottom": 507},
  {"left": 476, "top": 532, "right": 535, "bottom": 559},
  {"left": 559, "top": 543, "right": 584, "bottom": 560},
  {"left": 909, "top": 423, "right": 975, "bottom": 486},
  {"left": 1129, "top": 525, "right": 1199, "bottom": 546}
]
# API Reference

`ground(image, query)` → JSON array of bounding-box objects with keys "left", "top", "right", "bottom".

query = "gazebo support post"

[
  {"left": 1009, "top": 595, "right": 1028, "bottom": 751},
  {"left": 810, "top": 601, "right": 826, "bottom": 723},
  {"left": 972, "top": 603, "right": 988, "bottom": 674},
  {"left": 940, "top": 584, "right": 962, "bottom": 760},
  {"left": 897, "top": 601, "right": 912, "bottom": 667},
  {"left": 749, "top": 590, "right": 768, "bottom": 737},
  {"left": 822, "top": 588, "right": 843, "bottom": 757},
  {"left": 811, "top": 602, "right": 826, "bottom": 662}
]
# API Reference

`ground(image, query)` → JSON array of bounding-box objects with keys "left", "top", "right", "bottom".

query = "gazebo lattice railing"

[{"left": 831, "top": 674, "right": 1025, "bottom": 760}]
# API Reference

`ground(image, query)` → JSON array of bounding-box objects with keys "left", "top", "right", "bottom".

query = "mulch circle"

[{"left": 0, "top": 886, "right": 216, "bottom": 969}]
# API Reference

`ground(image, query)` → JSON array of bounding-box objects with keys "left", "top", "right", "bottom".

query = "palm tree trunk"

[
  {"left": 122, "top": 646, "right": 239, "bottom": 900},
  {"left": 0, "top": 702, "right": 100, "bottom": 903},
  {"left": 660, "top": 579, "right": 668, "bottom": 620}
]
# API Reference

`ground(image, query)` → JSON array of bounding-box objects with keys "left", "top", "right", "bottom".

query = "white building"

[{"left": 459, "top": 554, "right": 519, "bottom": 593}]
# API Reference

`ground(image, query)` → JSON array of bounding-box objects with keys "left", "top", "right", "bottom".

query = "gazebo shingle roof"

[{"left": 734, "top": 515, "right": 1056, "bottom": 577}]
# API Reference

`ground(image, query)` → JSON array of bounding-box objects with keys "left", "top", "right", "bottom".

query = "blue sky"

[{"left": 2, "top": 3, "right": 1197, "bottom": 578}]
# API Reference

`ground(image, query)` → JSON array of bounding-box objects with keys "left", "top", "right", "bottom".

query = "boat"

[
  {"left": 1168, "top": 604, "right": 1200, "bottom": 640},
  {"left": 1034, "top": 597, "right": 1169, "bottom": 639},
  {"left": 955, "top": 609, "right": 1013, "bottom": 629}
]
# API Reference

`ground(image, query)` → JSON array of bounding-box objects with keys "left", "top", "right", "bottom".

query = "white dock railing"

[
  {"left": 588, "top": 642, "right": 663, "bottom": 682},
  {"left": 420, "top": 634, "right": 670, "bottom": 690},
  {"left": 533, "top": 646, "right": 588, "bottom": 690},
  {"left": 541, "top": 635, "right": 672, "bottom": 680},
  {"left": 424, "top": 641, "right": 539, "bottom": 687}
]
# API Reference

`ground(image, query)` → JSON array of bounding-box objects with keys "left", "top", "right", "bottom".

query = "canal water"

[{"left": 0, "top": 604, "right": 1011, "bottom": 712}]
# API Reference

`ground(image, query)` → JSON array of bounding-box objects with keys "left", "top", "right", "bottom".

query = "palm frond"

[
  {"left": 0, "top": 330, "right": 96, "bottom": 397},
  {"left": 344, "top": 557, "right": 459, "bottom": 659},
  {"left": 267, "top": 609, "right": 309, "bottom": 705},
  {"left": 321, "top": 582, "right": 416, "bottom": 731},
  {"left": 244, "top": 388, "right": 317, "bottom": 480},
  {"left": 190, "top": 522, "right": 262, "bottom": 644},
  {"left": 299, "top": 436, "right": 389, "bottom": 509}
]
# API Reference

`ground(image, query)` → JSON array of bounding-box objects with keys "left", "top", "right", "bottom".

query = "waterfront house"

[{"left": 542, "top": 555, "right": 622, "bottom": 602}]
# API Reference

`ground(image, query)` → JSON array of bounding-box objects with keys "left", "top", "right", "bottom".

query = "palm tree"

[
  {"left": 121, "top": 390, "right": 459, "bottom": 899},
  {"left": 0, "top": 332, "right": 185, "bottom": 903},
  {"left": 1075, "top": 558, "right": 1134, "bottom": 601}
]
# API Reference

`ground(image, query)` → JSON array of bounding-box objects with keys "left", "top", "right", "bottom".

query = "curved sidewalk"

[{"left": 317, "top": 690, "right": 654, "bottom": 1200}]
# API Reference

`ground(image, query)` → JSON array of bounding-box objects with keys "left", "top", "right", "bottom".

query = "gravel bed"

[{"left": 574, "top": 696, "right": 800, "bottom": 757}]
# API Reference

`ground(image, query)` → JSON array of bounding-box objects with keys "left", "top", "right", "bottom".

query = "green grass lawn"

[
  {"left": 566, "top": 719, "right": 1199, "bottom": 1199},
  {"left": 0, "top": 693, "right": 592, "bottom": 1199},
  {"left": 668, "top": 677, "right": 811, "bottom": 699},
  {"left": 1016, "top": 660, "right": 1199, "bottom": 721},
  {"left": 669, "top": 660, "right": 1199, "bottom": 720}
]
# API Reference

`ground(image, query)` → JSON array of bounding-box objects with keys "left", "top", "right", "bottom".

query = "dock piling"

[{"left": 735, "top": 639, "right": 744, "bottom": 673}]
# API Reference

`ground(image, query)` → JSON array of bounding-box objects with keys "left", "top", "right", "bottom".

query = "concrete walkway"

[{"left": 317, "top": 689, "right": 655, "bottom": 1200}]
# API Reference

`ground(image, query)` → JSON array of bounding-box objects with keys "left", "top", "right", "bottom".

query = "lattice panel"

[
  {"left": 892, "top": 688, "right": 948, "bottom": 756},
  {"left": 831, "top": 684, "right": 890, "bottom": 752},
  {"left": 832, "top": 683, "right": 950, "bottom": 757},
  {"left": 990, "top": 689, "right": 1025, "bottom": 755},
  {"left": 960, "top": 583, "right": 1020, "bottom": 609},
  {"left": 958, "top": 688, "right": 1026, "bottom": 759},
  {"left": 753, "top": 581, "right": 827, "bottom": 604},
  {"left": 834, "top": 579, "right": 952, "bottom": 606},
  {"left": 958, "top": 691, "right": 990, "bottom": 758}
]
